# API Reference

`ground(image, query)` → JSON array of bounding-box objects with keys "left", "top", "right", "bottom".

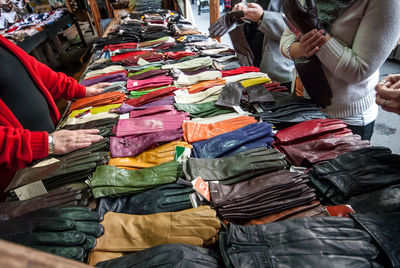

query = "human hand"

[
  {"left": 52, "top": 129, "right": 103, "bottom": 155},
  {"left": 85, "top": 82, "right": 113, "bottom": 97},
  {"left": 291, "top": 29, "right": 326, "bottom": 58},
  {"left": 242, "top": 3, "right": 263, "bottom": 22},
  {"left": 375, "top": 74, "right": 400, "bottom": 114},
  {"left": 232, "top": 3, "right": 245, "bottom": 11}
]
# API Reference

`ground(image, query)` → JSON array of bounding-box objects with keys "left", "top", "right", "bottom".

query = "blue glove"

[{"left": 192, "top": 122, "right": 274, "bottom": 158}]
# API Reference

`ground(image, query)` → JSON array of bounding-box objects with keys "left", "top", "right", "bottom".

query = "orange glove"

[
  {"left": 185, "top": 79, "right": 226, "bottom": 94},
  {"left": 69, "top": 91, "right": 126, "bottom": 112},
  {"left": 108, "top": 141, "right": 192, "bottom": 169},
  {"left": 183, "top": 116, "right": 257, "bottom": 143}
]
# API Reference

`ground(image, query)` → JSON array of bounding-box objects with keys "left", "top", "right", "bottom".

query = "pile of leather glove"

[
  {"left": 95, "top": 243, "right": 223, "bottom": 268},
  {"left": 209, "top": 169, "right": 316, "bottom": 220},
  {"left": 110, "top": 106, "right": 189, "bottom": 157},
  {"left": 274, "top": 119, "right": 370, "bottom": 167},
  {"left": 87, "top": 206, "right": 221, "bottom": 265},
  {"left": 88, "top": 160, "right": 182, "bottom": 198},
  {"left": 192, "top": 122, "right": 275, "bottom": 158},
  {"left": 6, "top": 150, "right": 109, "bottom": 192},
  {"left": 183, "top": 147, "right": 288, "bottom": 185},
  {"left": 220, "top": 216, "right": 387, "bottom": 267},
  {"left": 0, "top": 207, "right": 104, "bottom": 262},
  {"left": 253, "top": 91, "right": 326, "bottom": 127},
  {"left": 308, "top": 146, "right": 400, "bottom": 213}
]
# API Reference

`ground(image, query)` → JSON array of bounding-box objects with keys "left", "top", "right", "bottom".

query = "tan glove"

[
  {"left": 108, "top": 141, "right": 192, "bottom": 169},
  {"left": 88, "top": 206, "right": 220, "bottom": 264}
]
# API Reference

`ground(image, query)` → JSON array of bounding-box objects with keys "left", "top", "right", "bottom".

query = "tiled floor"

[{"left": 192, "top": 6, "right": 400, "bottom": 153}]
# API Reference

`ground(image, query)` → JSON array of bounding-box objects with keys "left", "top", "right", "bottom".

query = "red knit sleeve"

[
  {"left": 0, "top": 126, "right": 48, "bottom": 169},
  {"left": 25, "top": 52, "right": 86, "bottom": 100}
]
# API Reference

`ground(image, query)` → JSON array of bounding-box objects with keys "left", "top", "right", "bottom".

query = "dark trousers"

[{"left": 346, "top": 121, "right": 375, "bottom": 141}]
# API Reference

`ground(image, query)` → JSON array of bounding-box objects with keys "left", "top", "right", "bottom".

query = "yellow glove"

[
  {"left": 108, "top": 141, "right": 192, "bottom": 169},
  {"left": 241, "top": 77, "right": 271, "bottom": 88}
]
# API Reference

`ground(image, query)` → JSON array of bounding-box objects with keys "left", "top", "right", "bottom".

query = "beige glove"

[
  {"left": 88, "top": 206, "right": 220, "bottom": 264},
  {"left": 174, "top": 85, "right": 224, "bottom": 104}
]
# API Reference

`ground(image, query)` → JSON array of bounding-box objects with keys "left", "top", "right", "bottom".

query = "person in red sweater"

[{"left": 0, "top": 34, "right": 110, "bottom": 198}]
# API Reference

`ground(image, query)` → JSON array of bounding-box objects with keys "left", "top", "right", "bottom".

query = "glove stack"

[
  {"left": 88, "top": 160, "right": 182, "bottom": 198},
  {"left": 110, "top": 107, "right": 189, "bottom": 157},
  {"left": 183, "top": 147, "right": 288, "bottom": 185},
  {"left": 0, "top": 207, "right": 104, "bottom": 262},
  {"left": 87, "top": 206, "right": 220, "bottom": 265},
  {"left": 254, "top": 91, "right": 326, "bottom": 126},
  {"left": 192, "top": 122, "right": 275, "bottom": 158},
  {"left": 95, "top": 243, "right": 223, "bottom": 268},
  {"left": 220, "top": 217, "right": 382, "bottom": 267},
  {"left": 96, "top": 183, "right": 195, "bottom": 216},
  {"left": 210, "top": 169, "right": 316, "bottom": 220},
  {"left": 308, "top": 146, "right": 400, "bottom": 212},
  {"left": 274, "top": 119, "right": 370, "bottom": 167},
  {"left": 6, "top": 150, "right": 109, "bottom": 192}
]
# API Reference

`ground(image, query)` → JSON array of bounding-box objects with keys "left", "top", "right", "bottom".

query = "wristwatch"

[{"left": 48, "top": 134, "right": 54, "bottom": 155}]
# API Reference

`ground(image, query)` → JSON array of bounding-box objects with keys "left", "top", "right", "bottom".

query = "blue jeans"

[{"left": 346, "top": 121, "right": 375, "bottom": 141}]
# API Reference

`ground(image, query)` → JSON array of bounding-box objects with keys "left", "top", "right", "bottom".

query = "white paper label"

[
  {"left": 137, "top": 58, "right": 150, "bottom": 65},
  {"left": 14, "top": 181, "right": 48, "bottom": 201},
  {"left": 33, "top": 158, "right": 60, "bottom": 167},
  {"left": 119, "top": 113, "right": 130, "bottom": 120}
]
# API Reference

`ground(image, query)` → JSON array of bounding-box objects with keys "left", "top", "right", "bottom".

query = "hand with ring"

[
  {"left": 51, "top": 129, "right": 103, "bottom": 155},
  {"left": 375, "top": 74, "right": 400, "bottom": 115}
]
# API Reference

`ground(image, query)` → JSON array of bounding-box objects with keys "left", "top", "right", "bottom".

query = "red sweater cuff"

[
  {"left": 30, "top": 131, "right": 48, "bottom": 160},
  {"left": 74, "top": 84, "right": 87, "bottom": 99}
]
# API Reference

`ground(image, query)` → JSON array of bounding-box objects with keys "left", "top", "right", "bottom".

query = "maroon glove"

[
  {"left": 277, "top": 134, "right": 370, "bottom": 167},
  {"left": 275, "top": 119, "right": 347, "bottom": 145}
]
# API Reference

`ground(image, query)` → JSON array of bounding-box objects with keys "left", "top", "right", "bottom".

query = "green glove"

[
  {"left": 0, "top": 207, "right": 104, "bottom": 261},
  {"left": 88, "top": 161, "right": 182, "bottom": 198},
  {"left": 174, "top": 101, "right": 233, "bottom": 118},
  {"left": 183, "top": 148, "right": 288, "bottom": 184}
]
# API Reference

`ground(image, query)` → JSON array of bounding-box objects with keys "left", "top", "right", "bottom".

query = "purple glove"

[
  {"left": 81, "top": 73, "right": 127, "bottom": 87},
  {"left": 110, "top": 129, "right": 184, "bottom": 157}
]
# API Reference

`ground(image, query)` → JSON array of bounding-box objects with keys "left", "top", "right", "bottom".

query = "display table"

[{"left": 16, "top": 12, "right": 86, "bottom": 53}]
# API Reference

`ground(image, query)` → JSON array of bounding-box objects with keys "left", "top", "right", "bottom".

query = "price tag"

[
  {"left": 192, "top": 176, "right": 210, "bottom": 201},
  {"left": 119, "top": 113, "right": 130, "bottom": 120},
  {"left": 14, "top": 181, "right": 48, "bottom": 201},
  {"left": 137, "top": 58, "right": 150, "bottom": 65}
]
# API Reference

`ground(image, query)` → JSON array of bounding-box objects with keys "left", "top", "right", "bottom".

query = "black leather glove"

[
  {"left": 220, "top": 217, "right": 382, "bottom": 267},
  {"left": 282, "top": 0, "right": 326, "bottom": 34},
  {"left": 350, "top": 212, "right": 400, "bottom": 268},
  {"left": 215, "top": 82, "right": 244, "bottom": 108},
  {"left": 96, "top": 183, "right": 194, "bottom": 216},
  {"left": 246, "top": 84, "right": 275, "bottom": 104},
  {"left": 0, "top": 188, "right": 85, "bottom": 221},
  {"left": 95, "top": 243, "right": 223, "bottom": 268},
  {"left": 229, "top": 26, "right": 254, "bottom": 66},
  {"left": 209, "top": 10, "right": 245, "bottom": 38},
  {"left": 295, "top": 56, "right": 333, "bottom": 108}
]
